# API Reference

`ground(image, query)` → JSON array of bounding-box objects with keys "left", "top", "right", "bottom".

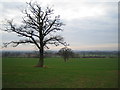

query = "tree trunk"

[
  {"left": 37, "top": 23, "right": 44, "bottom": 67},
  {"left": 64, "top": 58, "right": 67, "bottom": 62},
  {"left": 37, "top": 47, "right": 44, "bottom": 67}
]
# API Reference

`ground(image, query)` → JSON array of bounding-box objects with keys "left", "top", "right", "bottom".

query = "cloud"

[
  {"left": 1, "top": 0, "right": 30, "bottom": 2},
  {"left": 62, "top": 13, "right": 118, "bottom": 44},
  {"left": 1, "top": 0, "right": 118, "bottom": 51},
  {"left": 52, "top": 2, "right": 105, "bottom": 20}
]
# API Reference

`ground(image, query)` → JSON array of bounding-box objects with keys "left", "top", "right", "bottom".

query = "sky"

[{"left": 0, "top": 0, "right": 119, "bottom": 51}]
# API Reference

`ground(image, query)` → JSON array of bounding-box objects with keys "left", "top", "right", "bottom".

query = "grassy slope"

[{"left": 2, "top": 57, "right": 118, "bottom": 88}]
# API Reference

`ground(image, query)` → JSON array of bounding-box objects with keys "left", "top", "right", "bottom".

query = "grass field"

[{"left": 2, "top": 57, "right": 118, "bottom": 88}]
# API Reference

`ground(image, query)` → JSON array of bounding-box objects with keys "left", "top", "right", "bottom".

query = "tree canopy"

[{"left": 58, "top": 47, "right": 73, "bottom": 62}]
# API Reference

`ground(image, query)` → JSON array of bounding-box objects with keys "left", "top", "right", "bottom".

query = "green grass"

[{"left": 2, "top": 57, "right": 118, "bottom": 88}]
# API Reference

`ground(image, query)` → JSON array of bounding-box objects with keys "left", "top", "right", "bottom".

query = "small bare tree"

[
  {"left": 3, "top": 2, "right": 67, "bottom": 67},
  {"left": 58, "top": 47, "right": 73, "bottom": 62}
]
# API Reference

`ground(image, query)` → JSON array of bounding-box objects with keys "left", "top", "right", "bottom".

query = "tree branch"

[
  {"left": 43, "top": 35, "right": 67, "bottom": 46},
  {"left": 3, "top": 40, "right": 34, "bottom": 47}
]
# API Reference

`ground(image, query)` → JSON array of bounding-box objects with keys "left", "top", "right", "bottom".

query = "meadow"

[{"left": 2, "top": 57, "right": 118, "bottom": 88}]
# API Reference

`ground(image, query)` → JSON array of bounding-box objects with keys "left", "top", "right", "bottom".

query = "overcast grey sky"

[{"left": 0, "top": 0, "right": 119, "bottom": 51}]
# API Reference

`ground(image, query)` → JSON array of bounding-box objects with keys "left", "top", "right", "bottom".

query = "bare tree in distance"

[
  {"left": 58, "top": 47, "right": 73, "bottom": 62},
  {"left": 3, "top": 1, "right": 68, "bottom": 67}
]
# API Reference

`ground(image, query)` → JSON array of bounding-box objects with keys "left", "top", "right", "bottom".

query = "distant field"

[{"left": 2, "top": 57, "right": 118, "bottom": 88}]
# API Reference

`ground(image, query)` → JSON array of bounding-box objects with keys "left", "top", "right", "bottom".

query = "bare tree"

[
  {"left": 58, "top": 47, "right": 73, "bottom": 62},
  {"left": 3, "top": 2, "right": 67, "bottom": 67}
]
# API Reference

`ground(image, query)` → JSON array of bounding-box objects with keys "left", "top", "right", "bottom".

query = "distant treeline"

[{"left": 2, "top": 50, "right": 118, "bottom": 58}]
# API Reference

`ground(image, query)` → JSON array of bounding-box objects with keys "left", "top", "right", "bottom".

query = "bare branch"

[
  {"left": 43, "top": 35, "right": 67, "bottom": 47},
  {"left": 3, "top": 40, "right": 34, "bottom": 47}
]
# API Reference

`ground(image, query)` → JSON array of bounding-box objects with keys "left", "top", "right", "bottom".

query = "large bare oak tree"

[{"left": 3, "top": 2, "right": 67, "bottom": 67}]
